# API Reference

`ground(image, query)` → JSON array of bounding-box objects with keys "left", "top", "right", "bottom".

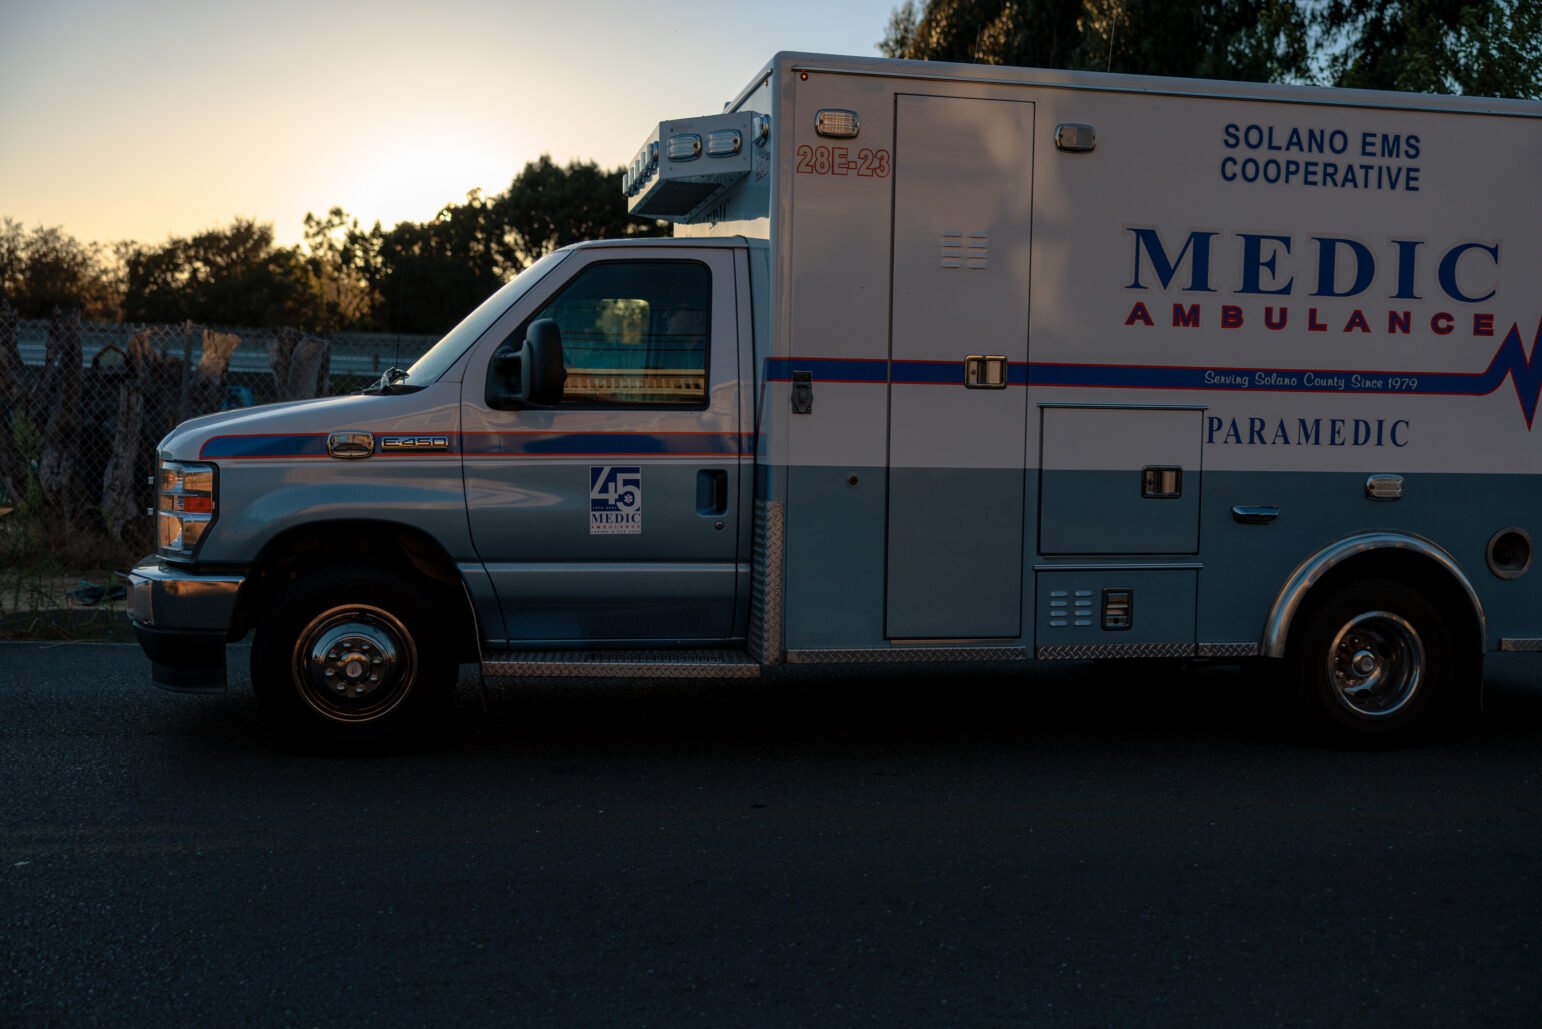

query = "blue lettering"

[
  {"left": 1126, "top": 228, "right": 1218, "bottom": 292},
  {"left": 1391, "top": 240, "right": 1422, "bottom": 300},
  {"left": 1311, "top": 237, "right": 1375, "bottom": 298},
  {"left": 1237, "top": 234, "right": 1293, "bottom": 295},
  {"left": 1437, "top": 242, "right": 1499, "bottom": 303}
]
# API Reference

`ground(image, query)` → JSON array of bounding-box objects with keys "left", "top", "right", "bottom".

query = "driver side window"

[{"left": 525, "top": 260, "right": 711, "bottom": 406}]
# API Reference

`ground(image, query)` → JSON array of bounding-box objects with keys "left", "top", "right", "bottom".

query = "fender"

[{"left": 1262, "top": 531, "right": 1486, "bottom": 659}]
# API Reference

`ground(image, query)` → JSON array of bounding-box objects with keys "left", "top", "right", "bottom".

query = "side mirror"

[
  {"left": 523, "top": 319, "right": 567, "bottom": 406},
  {"left": 488, "top": 318, "right": 567, "bottom": 409}
]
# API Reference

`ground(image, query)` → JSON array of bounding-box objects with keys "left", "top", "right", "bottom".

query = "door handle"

[
  {"left": 697, "top": 469, "right": 728, "bottom": 516},
  {"left": 1141, "top": 466, "right": 1183, "bottom": 499},
  {"left": 1232, "top": 505, "right": 1280, "bottom": 524}
]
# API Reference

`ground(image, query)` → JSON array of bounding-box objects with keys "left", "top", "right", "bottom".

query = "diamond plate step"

[{"left": 481, "top": 649, "right": 760, "bottom": 679}]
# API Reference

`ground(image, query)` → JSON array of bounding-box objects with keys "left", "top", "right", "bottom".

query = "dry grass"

[{"left": 0, "top": 505, "right": 137, "bottom": 640}]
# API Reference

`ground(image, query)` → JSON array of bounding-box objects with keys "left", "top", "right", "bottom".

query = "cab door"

[{"left": 461, "top": 247, "right": 743, "bottom": 643}]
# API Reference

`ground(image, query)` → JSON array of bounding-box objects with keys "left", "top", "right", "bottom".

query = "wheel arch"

[
  {"left": 232, "top": 518, "right": 481, "bottom": 663},
  {"left": 1262, "top": 532, "right": 1486, "bottom": 661}
]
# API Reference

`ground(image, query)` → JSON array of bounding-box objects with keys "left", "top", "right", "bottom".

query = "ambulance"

[{"left": 129, "top": 53, "right": 1542, "bottom": 745}]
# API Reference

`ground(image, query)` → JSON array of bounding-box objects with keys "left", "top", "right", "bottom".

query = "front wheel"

[
  {"left": 251, "top": 567, "right": 456, "bottom": 745},
  {"left": 1289, "top": 578, "right": 1462, "bottom": 747}
]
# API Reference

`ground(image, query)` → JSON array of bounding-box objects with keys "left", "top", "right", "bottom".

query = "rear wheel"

[
  {"left": 1289, "top": 578, "right": 1461, "bottom": 747},
  {"left": 251, "top": 567, "right": 455, "bottom": 745}
]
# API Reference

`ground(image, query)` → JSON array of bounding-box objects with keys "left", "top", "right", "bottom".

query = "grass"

[{"left": 0, "top": 503, "right": 139, "bottom": 642}]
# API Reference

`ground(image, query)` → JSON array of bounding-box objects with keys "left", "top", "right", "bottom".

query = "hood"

[{"left": 159, "top": 387, "right": 458, "bottom": 462}]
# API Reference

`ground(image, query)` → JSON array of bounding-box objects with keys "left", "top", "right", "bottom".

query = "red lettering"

[
  {"left": 1388, "top": 311, "right": 1411, "bottom": 334},
  {"left": 1125, "top": 302, "right": 1154, "bottom": 327},
  {"left": 1474, "top": 313, "right": 1494, "bottom": 337},
  {"left": 1343, "top": 309, "right": 1371, "bottom": 333},
  {"left": 1221, "top": 305, "right": 1244, "bottom": 329},
  {"left": 1172, "top": 304, "right": 1201, "bottom": 328},
  {"left": 1308, "top": 307, "right": 1328, "bottom": 332},
  {"left": 1264, "top": 307, "right": 1288, "bottom": 330},
  {"left": 1431, "top": 312, "right": 1454, "bottom": 335}
]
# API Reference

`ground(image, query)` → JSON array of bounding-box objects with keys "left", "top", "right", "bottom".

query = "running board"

[{"left": 481, "top": 649, "right": 761, "bottom": 679}]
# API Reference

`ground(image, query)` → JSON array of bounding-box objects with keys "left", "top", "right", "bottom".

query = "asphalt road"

[{"left": 3, "top": 642, "right": 1541, "bottom": 1026}]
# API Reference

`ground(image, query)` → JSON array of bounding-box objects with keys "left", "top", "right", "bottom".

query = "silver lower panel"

[
  {"left": 1196, "top": 642, "right": 1261, "bottom": 658},
  {"left": 1036, "top": 642, "right": 1196, "bottom": 661},
  {"left": 785, "top": 646, "right": 1030, "bottom": 665},
  {"left": 747, "top": 500, "right": 785, "bottom": 666},
  {"left": 1499, "top": 638, "right": 1542, "bottom": 653},
  {"left": 482, "top": 649, "right": 760, "bottom": 679}
]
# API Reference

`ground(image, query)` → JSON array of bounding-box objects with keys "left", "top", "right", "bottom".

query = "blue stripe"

[
  {"left": 201, "top": 434, "right": 331, "bottom": 458},
  {"left": 462, "top": 433, "right": 745, "bottom": 457},
  {"left": 204, "top": 432, "right": 746, "bottom": 460},
  {"left": 764, "top": 358, "right": 888, "bottom": 383},
  {"left": 764, "top": 322, "right": 1542, "bottom": 425},
  {"left": 1031, "top": 322, "right": 1542, "bottom": 425}
]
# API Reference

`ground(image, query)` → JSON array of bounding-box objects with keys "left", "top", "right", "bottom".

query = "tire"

[
  {"left": 1288, "top": 577, "right": 1459, "bottom": 747},
  {"left": 251, "top": 566, "right": 456, "bottom": 745}
]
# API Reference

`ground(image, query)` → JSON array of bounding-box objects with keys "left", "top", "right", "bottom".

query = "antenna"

[{"left": 1107, "top": 4, "right": 1119, "bottom": 72}]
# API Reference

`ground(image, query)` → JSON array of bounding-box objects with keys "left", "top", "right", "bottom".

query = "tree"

[
  {"left": 0, "top": 219, "right": 118, "bottom": 320},
  {"left": 881, "top": 1, "right": 1310, "bottom": 83},
  {"left": 302, "top": 207, "right": 376, "bottom": 332},
  {"left": 358, "top": 191, "right": 506, "bottom": 336},
  {"left": 496, "top": 156, "right": 668, "bottom": 271},
  {"left": 1320, "top": 0, "right": 1541, "bottom": 98},
  {"left": 881, "top": 0, "right": 1536, "bottom": 97},
  {"left": 881, "top": 0, "right": 1086, "bottom": 70},
  {"left": 120, "top": 219, "right": 317, "bottom": 327},
  {"left": 347, "top": 157, "right": 667, "bottom": 335}
]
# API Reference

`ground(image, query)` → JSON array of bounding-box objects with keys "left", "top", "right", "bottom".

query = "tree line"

[
  {"left": 0, "top": 156, "right": 667, "bottom": 336},
  {"left": 881, "top": 0, "right": 1539, "bottom": 97}
]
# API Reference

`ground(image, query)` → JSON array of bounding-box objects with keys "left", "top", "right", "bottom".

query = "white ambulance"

[{"left": 131, "top": 53, "right": 1542, "bottom": 745}]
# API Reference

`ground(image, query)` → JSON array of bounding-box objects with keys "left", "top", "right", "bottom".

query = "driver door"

[{"left": 461, "top": 247, "right": 743, "bottom": 644}]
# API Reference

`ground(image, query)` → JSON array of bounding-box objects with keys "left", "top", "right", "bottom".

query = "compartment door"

[
  {"left": 1039, "top": 406, "right": 1203, "bottom": 556},
  {"left": 886, "top": 95, "right": 1034, "bottom": 639}
]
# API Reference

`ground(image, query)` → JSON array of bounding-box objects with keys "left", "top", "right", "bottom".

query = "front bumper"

[{"left": 127, "top": 556, "right": 245, "bottom": 693}]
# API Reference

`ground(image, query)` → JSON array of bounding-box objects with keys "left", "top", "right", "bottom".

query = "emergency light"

[{"left": 626, "top": 111, "right": 765, "bottom": 223}]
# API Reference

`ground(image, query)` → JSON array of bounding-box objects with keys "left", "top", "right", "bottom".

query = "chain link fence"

[{"left": 0, "top": 302, "right": 437, "bottom": 570}]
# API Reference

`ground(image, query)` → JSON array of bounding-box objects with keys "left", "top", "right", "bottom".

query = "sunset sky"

[{"left": 1, "top": 0, "right": 895, "bottom": 247}]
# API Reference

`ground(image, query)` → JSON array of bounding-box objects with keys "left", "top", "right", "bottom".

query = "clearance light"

[
  {"left": 752, "top": 114, "right": 771, "bottom": 147},
  {"left": 667, "top": 133, "right": 702, "bottom": 161},
  {"left": 156, "top": 460, "right": 217, "bottom": 560},
  {"left": 706, "top": 129, "right": 742, "bottom": 157},
  {"left": 814, "top": 109, "right": 859, "bottom": 139}
]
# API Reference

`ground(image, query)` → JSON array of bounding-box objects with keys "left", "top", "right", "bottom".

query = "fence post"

[{"left": 176, "top": 320, "right": 194, "bottom": 424}]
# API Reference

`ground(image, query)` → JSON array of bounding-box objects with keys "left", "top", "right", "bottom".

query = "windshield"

[{"left": 401, "top": 250, "right": 567, "bottom": 386}]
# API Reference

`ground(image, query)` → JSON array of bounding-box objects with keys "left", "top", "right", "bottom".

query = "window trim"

[{"left": 495, "top": 257, "right": 714, "bottom": 411}]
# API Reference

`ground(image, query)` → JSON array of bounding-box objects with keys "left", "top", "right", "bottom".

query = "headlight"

[{"left": 157, "top": 460, "right": 217, "bottom": 560}]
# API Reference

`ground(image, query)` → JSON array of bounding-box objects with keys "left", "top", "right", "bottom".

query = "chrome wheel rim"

[
  {"left": 292, "top": 604, "right": 417, "bottom": 723},
  {"left": 1327, "top": 611, "right": 1424, "bottom": 719}
]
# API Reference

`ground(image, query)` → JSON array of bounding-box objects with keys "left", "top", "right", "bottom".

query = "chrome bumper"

[
  {"left": 127, "top": 556, "right": 244, "bottom": 631},
  {"left": 127, "top": 557, "right": 244, "bottom": 693}
]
